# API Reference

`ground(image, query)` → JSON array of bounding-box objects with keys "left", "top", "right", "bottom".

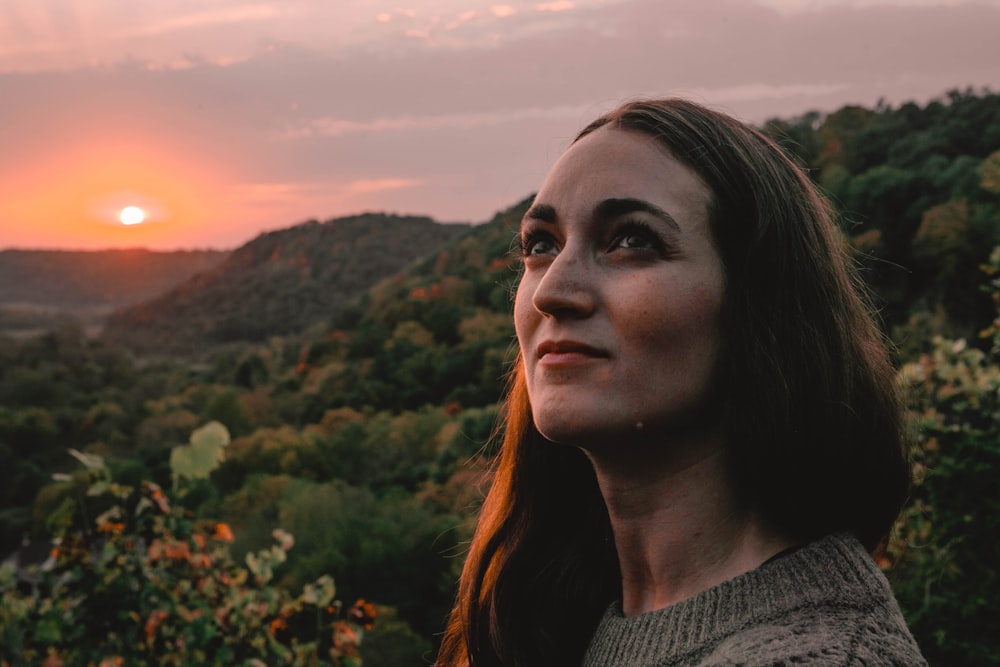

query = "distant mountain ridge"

[
  {"left": 102, "top": 213, "right": 471, "bottom": 354},
  {"left": 0, "top": 248, "right": 227, "bottom": 308}
]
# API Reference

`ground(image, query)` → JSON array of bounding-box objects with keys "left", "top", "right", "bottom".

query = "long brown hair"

[{"left": 436, "top": 98, "right": 911, "bottom": 667}]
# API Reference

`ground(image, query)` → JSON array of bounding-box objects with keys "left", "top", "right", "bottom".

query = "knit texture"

[{"left": 581, "top": 533, "right": 926, "bottom": 666}]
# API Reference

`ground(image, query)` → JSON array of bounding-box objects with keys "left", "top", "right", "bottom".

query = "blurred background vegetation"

[{"left": 2, "top": 87, "right": 999, "bottom": 665}]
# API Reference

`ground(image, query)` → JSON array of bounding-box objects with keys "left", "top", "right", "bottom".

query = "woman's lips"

[{"left": 536, "top": 340, "right": 608, "bottom": 365}]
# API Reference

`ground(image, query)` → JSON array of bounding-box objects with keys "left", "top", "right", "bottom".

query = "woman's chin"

[{"left": 533, "top": 416, "right": 646, "bottom": 448}]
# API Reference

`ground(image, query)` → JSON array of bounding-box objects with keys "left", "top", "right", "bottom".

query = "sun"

[{"left": 119, "top": 205, "right": 146, "bottom": 226}]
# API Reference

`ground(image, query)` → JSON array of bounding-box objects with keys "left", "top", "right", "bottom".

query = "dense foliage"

[
  {"left": 2, "top": 89, "right": 999, "bottom": 665},
  {"left": 885, "top": 245, "right": 1000, "bottom": 665},
  {"left": 2, "top": 423, "right": 376, "bottom": 666}
]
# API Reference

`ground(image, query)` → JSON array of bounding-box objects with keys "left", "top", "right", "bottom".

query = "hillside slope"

[{"left": 102, "top": 214, "right": 470, "bottom": 354}]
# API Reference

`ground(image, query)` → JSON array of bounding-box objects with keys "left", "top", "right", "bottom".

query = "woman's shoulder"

[
  {"left": 698, "top": 532, "right": 928, "bottom": 665},
  {"left": 700, "top": 601, "right": 926, "bottom": 666},
  {"left": 583, "top": 533, "right": 928, "bottom": 667}
]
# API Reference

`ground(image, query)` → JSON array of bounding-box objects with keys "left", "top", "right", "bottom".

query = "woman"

[{"left": 436, "top": 98, "right": 926, "bottom": 666}]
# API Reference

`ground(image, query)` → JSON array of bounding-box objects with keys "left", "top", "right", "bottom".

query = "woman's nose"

[{"left": 530, "top": 246, "right": 597, "bottom": 319}]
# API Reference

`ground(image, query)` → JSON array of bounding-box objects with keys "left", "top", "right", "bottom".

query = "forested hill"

[
  {"left": 101, "top": 213, "right": 470, "bottom": 354},
  {"left": 760, "top": 88, "right": 1000, "bottom": 349},
  {"left": 0, "top": 248, "right": 226, "bottom": 307}
]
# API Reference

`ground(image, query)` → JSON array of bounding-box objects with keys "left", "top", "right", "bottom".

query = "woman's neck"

[{"left": 586, "top": 438, "right": 794, "bottom": 616}]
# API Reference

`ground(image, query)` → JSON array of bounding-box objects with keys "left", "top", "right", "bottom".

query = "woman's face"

[{"left": 514, "top": 126, "right": 725, "bottom": 447}]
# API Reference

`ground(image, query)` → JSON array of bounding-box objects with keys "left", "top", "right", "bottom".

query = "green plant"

[
  {"left": 888, "top": 246, "right": 1000, "bottom": 665},
  {"left": 0, "top": 422, "right": 374, "bottom": 667}
]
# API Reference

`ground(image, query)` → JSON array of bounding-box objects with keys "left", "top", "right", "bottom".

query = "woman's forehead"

[{"left": 530, "top": 127, "right": 713, "bottom": 223}]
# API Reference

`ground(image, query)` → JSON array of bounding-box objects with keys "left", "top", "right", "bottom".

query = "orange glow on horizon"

[{"left": 1, "top": 136, "right": 231, "bottom": 250}]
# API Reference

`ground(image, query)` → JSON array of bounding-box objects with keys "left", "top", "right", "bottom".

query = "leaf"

[
  {"left": 190, "top": 420, "right": 231, "bottom": 451},
  {"left": 88, "top": 480, "right": 112, "bottom": 496},
  {"left": 300, "top": 575, "right": 336, "bottom": 607},
  {"left": 135, "top": 496, "right": 153, "bottom": 517},
  {"left": 245, "top": 552, "right": 272, "bottom": 584},
  {"left": 95, "top": 506, "right": 122, "bottom": 527},
  {"left": 271, "top": 529, "right": 294, "bottom": 551},
  {"left": 68, "top": 448, "right": 105, "bottom": 471},
  {"left": 170, "top": 421, "right": 231, "bottom": 483}
]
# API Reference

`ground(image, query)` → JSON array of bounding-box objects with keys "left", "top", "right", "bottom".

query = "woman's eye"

[
  {"left": 611, "top": 223, "right": 664, "bottom": 252},
  {"left": 615, "top": 233, "right": 654, "bottom": 249},
  {"left": 521, "top": 233, "right": 556, "bottom": 257}
]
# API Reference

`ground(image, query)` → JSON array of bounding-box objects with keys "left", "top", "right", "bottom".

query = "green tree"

[{"left": 888, "top": 247, "right": 1000, "bottom": 665}]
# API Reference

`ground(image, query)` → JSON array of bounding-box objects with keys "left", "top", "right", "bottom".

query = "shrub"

[
  {"left": 888, "top": 246, "right": 1000, "bottom": 665},
  {"left": 0, "top": 423, "right": 374, "bottom": 666}
]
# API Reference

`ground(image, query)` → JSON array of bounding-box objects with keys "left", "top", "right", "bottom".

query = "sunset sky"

[{"left": 2, "top": 0, "right": 999, "bottom": 251}]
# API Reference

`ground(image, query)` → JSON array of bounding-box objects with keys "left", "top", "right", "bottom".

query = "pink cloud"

[{"left": 536, "top": 1, "right": 576, "bottom": 11}]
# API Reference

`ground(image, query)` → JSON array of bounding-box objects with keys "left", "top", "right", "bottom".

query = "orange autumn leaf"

[
  {"left": 269, "top": 615, "right": 288, "bottom": 636},
  {"left": 330, "top": 620, "right": 360, "bottom": 657},
  {"left": 142, "top": 481, "right": 171, "bottom": 513},
  {"left": 144, "top": 610, "right": 168, "bottom": 644},
  {"left": 212, "top": 522, "right": 234, "bottom": 542},
  {"left": 348, "top": 598, "right": 377, "bottom": 631},
  {"left": 147, "top": 538, "right": 164, "bottom": 561},
  {"left": 166, "top": 541, "right": 192, "bottom": 561},
  {"left": 190, "top": 553, "right": 212, "bottom": 568}
]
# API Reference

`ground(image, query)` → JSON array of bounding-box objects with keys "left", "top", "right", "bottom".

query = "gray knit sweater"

[{"left": 582, "top": 533, "right": 926, "bottom": 666}]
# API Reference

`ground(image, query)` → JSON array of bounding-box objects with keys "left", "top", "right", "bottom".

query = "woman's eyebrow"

[
  {"left": 523, "top": 203, "right": 557, "bottom": 224},
  {"left": 595, "top": 197, "right": 680, "bottom": 232},
  {"left": 522, "top": 198, "right": 680, "bottom": 232}
]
